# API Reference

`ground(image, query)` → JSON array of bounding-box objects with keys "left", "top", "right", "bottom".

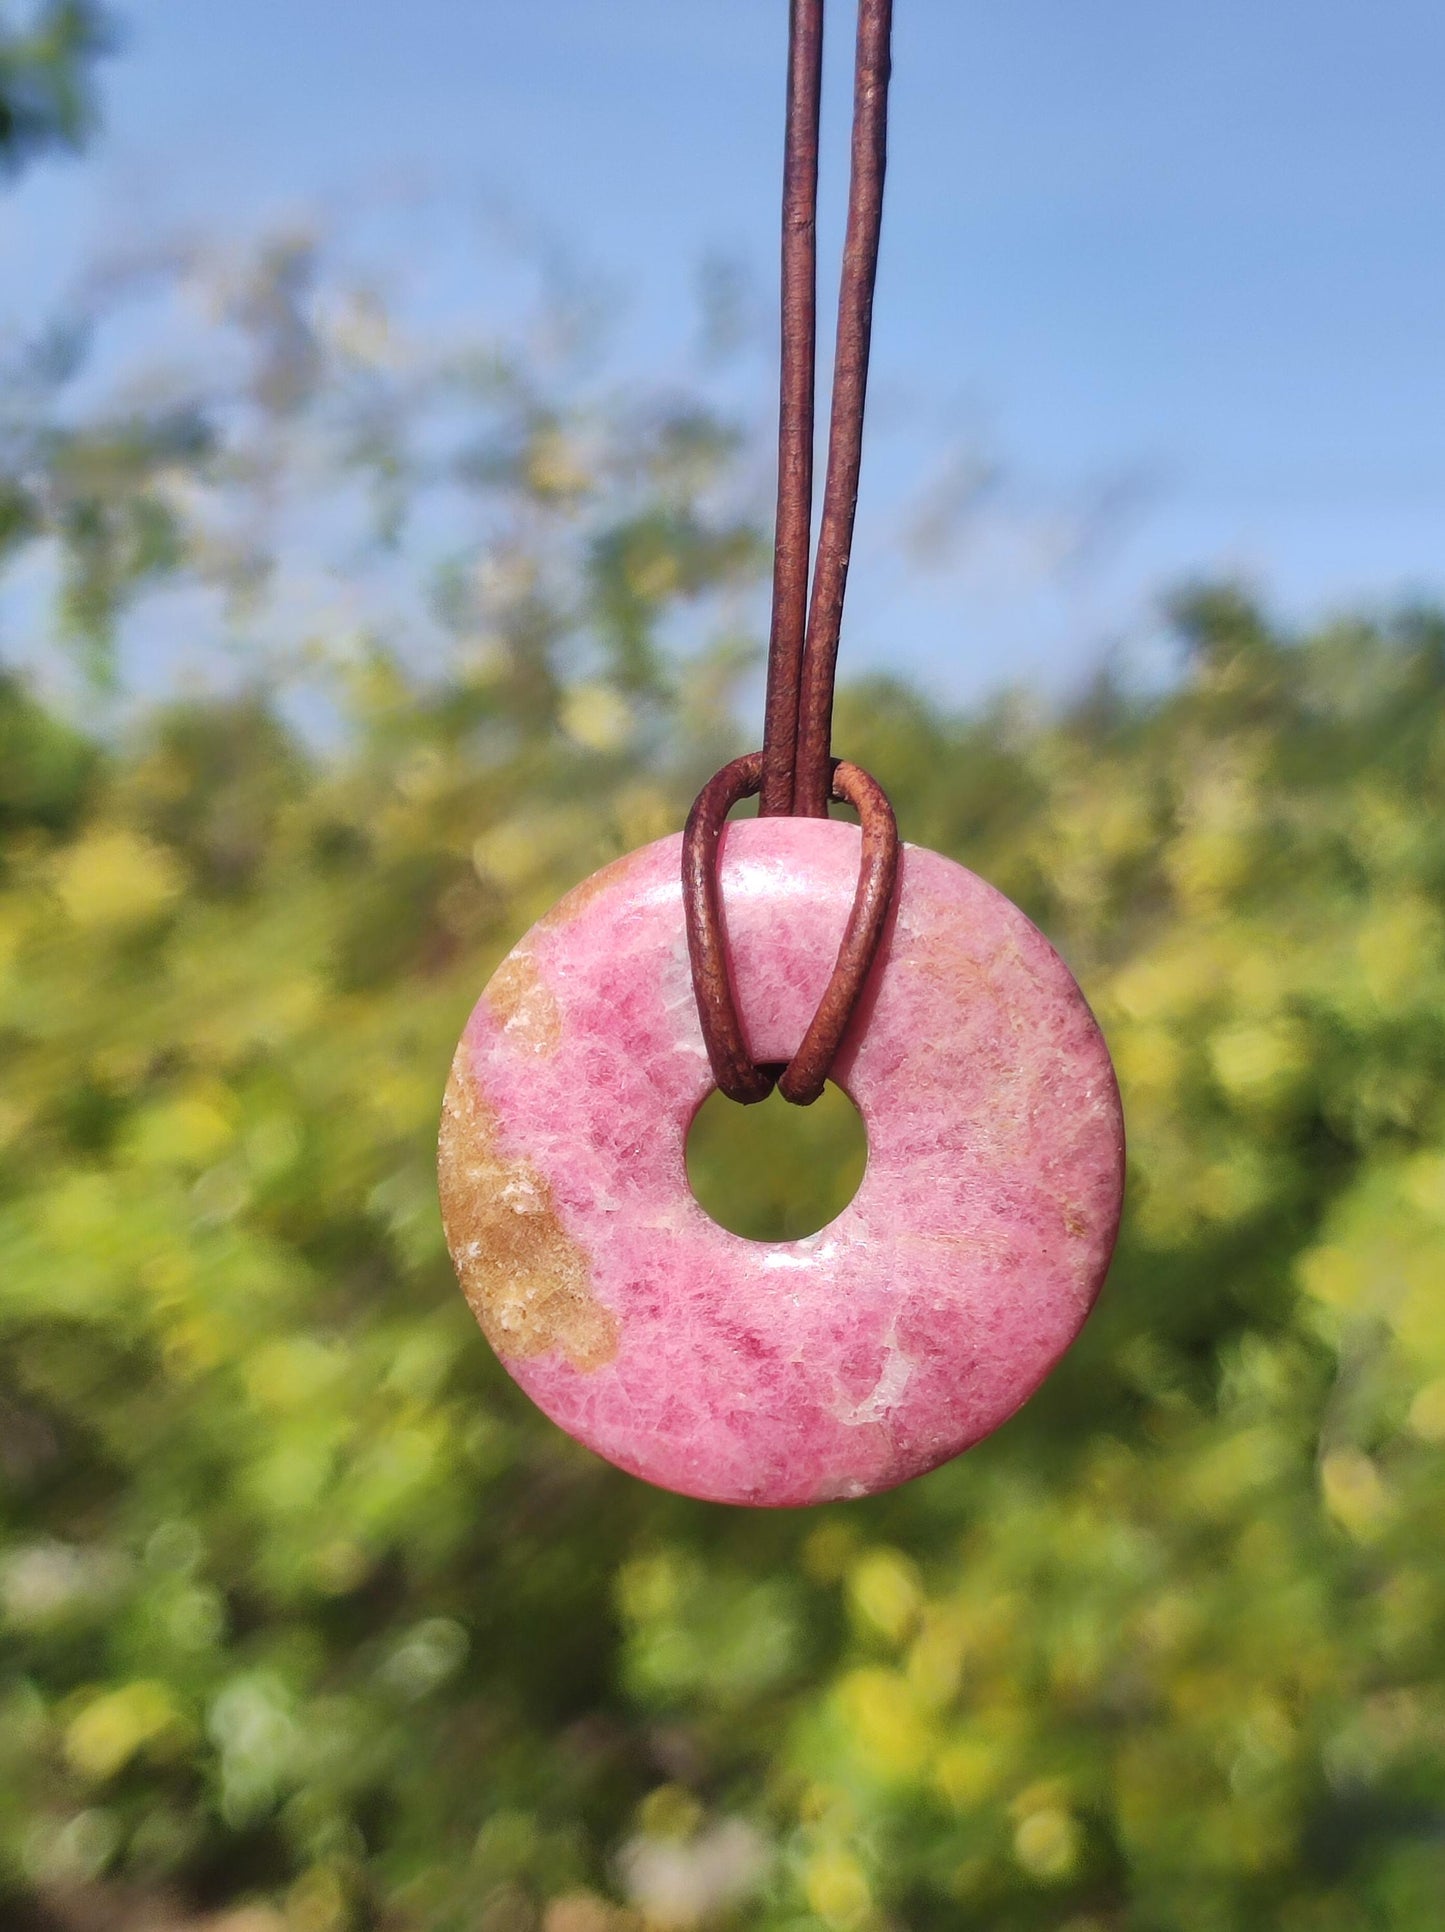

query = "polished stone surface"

[{"left": 439, "top": 819, "right": 1124, "bottom": 1506}]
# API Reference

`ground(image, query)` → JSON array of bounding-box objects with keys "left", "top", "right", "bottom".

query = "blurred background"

[{"left": 2, "top": 4, "right": 1444, "bottom": 1929}]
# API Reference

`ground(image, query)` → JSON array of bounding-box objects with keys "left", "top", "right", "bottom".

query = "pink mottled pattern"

[{"left": 449, "top": 820, "right": 1124, "bottom": 1506}]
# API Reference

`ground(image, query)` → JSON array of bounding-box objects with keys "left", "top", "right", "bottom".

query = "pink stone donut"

[{"left": 439, "top": 819, "right": 1124, "bottom": 1507}]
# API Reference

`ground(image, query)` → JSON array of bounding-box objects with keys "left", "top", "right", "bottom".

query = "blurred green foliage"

[
  {"left": 0, "top": 3, "right": 112, "bottom": 175},
  {"left": 1, "top": 229, "right": 1444, "bottom": 1932},
  {"left": 686, "top": 1084, "right": 868, "bottom": 1243}
]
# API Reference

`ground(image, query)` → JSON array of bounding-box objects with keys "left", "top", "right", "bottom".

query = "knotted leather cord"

[{"left": 683, "top": 0, "right": 899, "bottom": 1107}]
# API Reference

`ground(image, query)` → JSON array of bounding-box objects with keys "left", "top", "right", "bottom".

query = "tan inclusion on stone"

[
  {"left": 482, "top": 947, "right": 562, "bottom": 1055},
  {"left": 437, "top": 1047, "right": 618, "bottom": 1372}
]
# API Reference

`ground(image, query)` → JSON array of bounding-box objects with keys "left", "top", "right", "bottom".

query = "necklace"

[{"left": 439, "top": 0, "right": 1124, "bottom": 1506}]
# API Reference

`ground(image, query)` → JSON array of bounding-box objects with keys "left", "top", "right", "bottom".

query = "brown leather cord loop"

[
  {"left": 682, "top": 753, "right": 900, "bottom": 1107},
  {"left": 682, "top": 753, "right": 777, "bottom": 1106},
  {"left": 775, "top": 759, "right": 898, "bottom": 1103},
  {"left": 684, "top": 0, "right": 898, "bottom": 1106}
]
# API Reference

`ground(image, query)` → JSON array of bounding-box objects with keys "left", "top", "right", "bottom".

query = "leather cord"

[{"left": 683, "top": 0, "right": 899, "bottom": 1106}]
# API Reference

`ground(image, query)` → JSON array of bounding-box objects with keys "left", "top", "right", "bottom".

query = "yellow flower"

[
  {"left": 1407, "top": 1378, "right": 1445, "bottom": 1441},
  {"left": 65, "top": 1682, "right": 184, "bottom": 1781},
  {"left": 1208, "top": 1019, "right": 1309, "bottom": 1111},
  {"left": 1320, "top": 1448, "right": 1393, "bottom": 1540},
  {"left": 834, "top": 1667, "right": 932, "bottom": 1780},
  {"left": 561, "top": 683, "right": 632, "bottom": 752},
  {"left": 803, "top": 1846, "right": 872, "bottom": 1928},
  {"left": 52, "top": 829, "right": 182, "bottom": 929},
  {"left": 847, "top": 1548, "right": 923, "bottom": 1645},
  {"left": 1013, "top": 1805, "right": 1080, "bottom": 1883}
]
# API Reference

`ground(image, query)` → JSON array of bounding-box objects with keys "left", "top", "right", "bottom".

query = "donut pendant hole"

[{"left": 685, "top": 1079, "right": 868, "bottom": 1242}]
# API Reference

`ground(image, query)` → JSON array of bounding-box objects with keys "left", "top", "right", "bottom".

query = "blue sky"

[{"left": 5, "top": 0, "right": 1445, "bottom": 704}]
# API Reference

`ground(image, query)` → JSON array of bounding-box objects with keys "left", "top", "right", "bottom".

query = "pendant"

[{"left": 438, "top": 818, "right": 1124, "bottom": 1506}]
